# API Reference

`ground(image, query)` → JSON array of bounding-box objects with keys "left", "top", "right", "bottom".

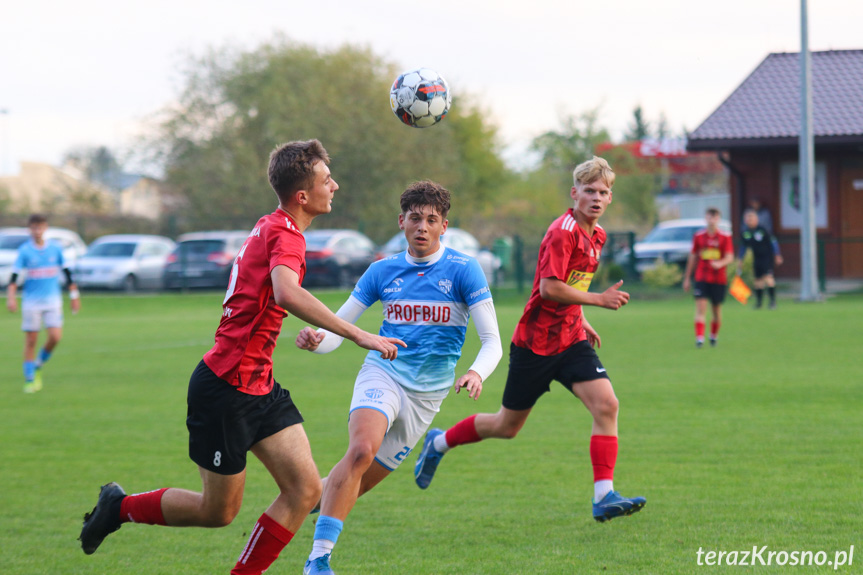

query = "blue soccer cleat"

[
  {"left": 414, "top": 428, "right": 445, "bottom": 489},
  {"left": 304, "top": 553, "right": 335, "bottom": 575},
  {"left": 592, "top": 490, "right": 646, "bottom": 523}
]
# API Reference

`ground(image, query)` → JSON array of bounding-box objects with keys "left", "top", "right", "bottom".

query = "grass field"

[{"left": 1, "top": 288, "right": 860, "bottom": 574}]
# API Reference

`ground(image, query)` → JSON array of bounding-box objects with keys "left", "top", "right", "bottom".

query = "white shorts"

[
  {"left": 21, "top": 304, "right": 63, "bottom": 331},
  {"left": 350, "top": 363, "right": 448, "bottom": 471}
]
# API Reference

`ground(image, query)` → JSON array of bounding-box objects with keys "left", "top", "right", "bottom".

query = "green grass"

[{"left": 1, "top": 289, "right": 860, "bottom": 574}]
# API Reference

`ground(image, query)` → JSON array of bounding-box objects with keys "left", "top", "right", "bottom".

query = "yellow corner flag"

[{"left": 729, "top": 276, "right": 752, "bottom": 305}]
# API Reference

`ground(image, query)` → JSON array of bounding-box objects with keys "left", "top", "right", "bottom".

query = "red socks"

[
  {"left": 695, "top": 321, "right": 705, "bottom": 339},
  {"left": 231, "top": 513, "right": 294, "bottom": 575},
  {"left": 590, "top": 435, "right": 618, "bottom": 482},
  {"left": 710, "top": 320, "right": 720, "bottom": 338},
  {"left": 119, "top": 488, "right": 168, "bottom": 525},
  {"left": 445, "top": 414, "right": 482, "bottom": 447}
]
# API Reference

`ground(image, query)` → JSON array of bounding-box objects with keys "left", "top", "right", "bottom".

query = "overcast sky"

[{"left": 1, "top": 0, "right": 861, "bottom": 175}]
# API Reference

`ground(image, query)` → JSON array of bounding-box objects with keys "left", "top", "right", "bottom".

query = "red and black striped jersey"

[
  {"left": 203, "top": 209, "right": 306, "bottom": 395},
  {"left": 691, "top": 229, "right": 733, "bottom": 285},
  {"left": 512, "top": 209, "right": 605, "bottom": 356}
]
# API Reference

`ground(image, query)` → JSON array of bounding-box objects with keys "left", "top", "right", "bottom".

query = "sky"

[{"left": 1, "top": 0, "right": 861, "bottom": 175}]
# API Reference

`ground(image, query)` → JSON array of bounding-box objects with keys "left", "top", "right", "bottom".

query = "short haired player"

[
  {"left": 296, "top": 181, "right": 503, "bottom": 575},
  {"left": 78, "top": 139, "right": 404, "bottom": 575},
  {"left": 682, "top": 207, "right": 735, "bottom": 346},
  {"left": 413, "top": 157, "right": 646, "bottom": 523},
  {"left": 6, "top": 213, "right": 81, "bottom": 393}
]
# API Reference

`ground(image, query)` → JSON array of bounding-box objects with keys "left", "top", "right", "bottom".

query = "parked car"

[
  {"left": 163, "top": 231, "right": 249, "bottom": 290},
  {"left": 615, "top": 218, "right": 732, "bottom": 274},
  {"left": 377, "top": 227, "right": 501, "bottom": 283},
  {"left": 0, "top": 227, "right": 88, "bottom": 287},
  {"left": 74, "top": 234, "right": 176, "bottom": 292},
  {"left": 304, "top": 229, "right": 377, "bottom": 287}
]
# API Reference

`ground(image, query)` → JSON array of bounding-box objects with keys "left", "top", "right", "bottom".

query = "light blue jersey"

[
  {"left": 352, "top": 247, "right": 493, "bottom": 392},
  {"left": 13, "top": 240, "right": 65, "bottom": 308}
]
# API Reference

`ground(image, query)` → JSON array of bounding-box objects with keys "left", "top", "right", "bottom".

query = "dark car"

[
  {"left": 163, "top": 231, "right": 248, "bottom": 290},
  {"left": 303, "top": 229, "right": 377, "bottom": 287}
]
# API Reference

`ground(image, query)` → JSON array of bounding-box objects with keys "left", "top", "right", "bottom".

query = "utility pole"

[{"left": 798, "top": 0, "right": 820, "bottom": 300}]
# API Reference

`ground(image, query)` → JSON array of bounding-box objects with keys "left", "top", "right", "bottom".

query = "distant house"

[
  {"left": 119, "top": 175, "right": 167, "bottom": 220},
  {"left": 687, "top": 49, "right": 863, "bottom": 279},
  {"left": 0, "top": 161, "right": 113, "bottom": 215}
]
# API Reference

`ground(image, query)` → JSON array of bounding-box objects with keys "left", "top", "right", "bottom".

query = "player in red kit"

[
  {"left": 78, "top": 140, "right": 404, "bottom": 575},
  {"left": 682, "top": 207, "right": 735, "bottom": 347},
  {"left": 414, "top": 156, "right": 646, "bottom": 523}
]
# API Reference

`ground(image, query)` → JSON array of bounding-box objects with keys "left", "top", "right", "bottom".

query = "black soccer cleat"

[{"left": 79, "top": 482, "right": 126, "bottom": 555}]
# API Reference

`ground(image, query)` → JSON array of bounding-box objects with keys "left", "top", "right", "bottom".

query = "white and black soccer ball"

[{"left": 389, "top": 68, "right": 451, "bottom": 128}]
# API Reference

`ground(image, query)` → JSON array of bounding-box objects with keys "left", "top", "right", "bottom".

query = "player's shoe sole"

[
  {"left": 414, "top": 428, "right": 445, "bottom": 489},
  {"left": 304, "top": 553, "right": 335, "bottom": 575},
  {"left": 79, "top": 482, "right": 126, "bottom": 554},
  {"left": 592, "top": 490, "right": 646, "bottom": 523}
]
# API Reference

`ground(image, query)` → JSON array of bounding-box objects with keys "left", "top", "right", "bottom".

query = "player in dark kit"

[
  {"left": 738, "top": 208, "right": 783, "bottom": 309},
  {"left": 683, "top": 207, "right": 735, "bottom": 347},
  {"left": 413, "top": 156, "right": 646, "bottom": 523},
  {"left": 78, "top": 140, "right": 404, "bottom": 575}
]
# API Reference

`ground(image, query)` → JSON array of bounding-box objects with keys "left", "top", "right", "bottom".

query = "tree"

[
  {"left": 148, "top": 38, "right": 511, "bottom": 242},
  {"left": 624, "top": 106, "right": 650, "bottom": 142}
]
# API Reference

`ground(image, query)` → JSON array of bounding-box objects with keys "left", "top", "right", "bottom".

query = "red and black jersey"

[
  {"left": 202, "top": 209, "right": 306, "bottom": 395},
  {"left": 512, "top": 209, "right": 605, "bottom": 356},
  {"left": 691, "top": 229, "right": 733, "bottom": 285}
]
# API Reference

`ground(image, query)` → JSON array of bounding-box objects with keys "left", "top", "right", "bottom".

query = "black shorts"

[
  {"left": 501, "top": 341, "right": 609, "bottom": 411},
  {"left": 693, "top": 281, "right": 727, "bottom": 305},
  {"left": 753, "top": 258, "right": 774, "bottom": 279},
  {"left": 186, "top": 360, "right": 304, "bottom": 475}
]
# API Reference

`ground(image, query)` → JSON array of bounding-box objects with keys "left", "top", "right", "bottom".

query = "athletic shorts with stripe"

[
  {"left": 501, "top": 341, "right": 609, "bottom": 411},
  {"left": 349, "top": 363, "right": 448, "bottom": 471}
]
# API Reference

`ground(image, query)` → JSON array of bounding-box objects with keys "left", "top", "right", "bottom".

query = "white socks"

[
  {"left": 433, "top": 433, "right": 451, "bottom": 454},
  {"left": 594, "top": 480, "right": 614, "bottom": 502}
]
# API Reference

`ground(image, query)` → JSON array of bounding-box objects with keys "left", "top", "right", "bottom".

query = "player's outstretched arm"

[
  {"left": 295, "top": 296, "right": 368, "bottom": 354},
  {"left": 539, "top": 277, "right": 629, "bottom": 310},
  {"left": 456, "top": 299, "right": 503, "bottom": 400},
  {"left": 682, "top": 253, "right": 697, "bottom": 291},
  {"left": 272, "top": 265, "right": 405, "bottom": 360}
]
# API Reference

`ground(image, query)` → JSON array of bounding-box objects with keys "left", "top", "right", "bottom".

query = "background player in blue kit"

[
  {"left": 295, "top": 181, "right": 503, "bottom": 575},
  {"left": 6, "top": 214, "right": 81, "bottom": 393}
]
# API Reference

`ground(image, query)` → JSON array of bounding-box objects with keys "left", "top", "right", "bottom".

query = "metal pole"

[{"left": 798, "top": 0, "right": 820, "bottom": 300}]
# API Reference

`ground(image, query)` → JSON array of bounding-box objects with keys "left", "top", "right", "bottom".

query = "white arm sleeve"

[
  {"left": 311, "top": 295, "right": 369, "bottom": 354},
  {"left": 466, "top": 299, "right": 503, "bottom": 381}
]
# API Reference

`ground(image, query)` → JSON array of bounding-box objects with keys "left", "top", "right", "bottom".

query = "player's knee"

[
  {"left": 346, "top": 442, "right": 377, "bottom": 471},
  {"left": 296, "top": 476, "right": 323, "bottom": 511},
  {"left": 595, "top": 395, "right": 619, "bottom": 420},
  {"left": 496, "top": 418, "right": 524, "bottom": 439},
  {"left": 203, "top": 504, "right": 239, "bottom": 528}
]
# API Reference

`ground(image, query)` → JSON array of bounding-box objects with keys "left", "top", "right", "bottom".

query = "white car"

[
  {"left": 616, "top": 218, "right": 732, "bottom": 274},
  {"left": 0, "top": 227, "right": 88, "bottom": 288},
  {"left": 377, "top": 228, "right": 501, "bottom": 283},
  {"left": 74, "top": 234, "right": 176, "bottom": 291}
]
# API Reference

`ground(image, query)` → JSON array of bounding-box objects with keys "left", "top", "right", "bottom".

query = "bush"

[{"left": 641, "top": 260, "right": 683, "bottom": 288}]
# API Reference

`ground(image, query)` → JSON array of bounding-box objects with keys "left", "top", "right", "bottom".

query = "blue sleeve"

[
  {"left": 771, "top": 237, "right": 781, "bottom": 256},
  {"left": 459, "top": 258, "right": 492, "bottom": 306},
  {"left": 55, "top": 244, "right": 66, "bottom": 267},
  {"left": 351, "top": 262, "right": 380, "bottom": 307},
  {"left": 13, "top": 247, "right": 26, "bottom": 272}
]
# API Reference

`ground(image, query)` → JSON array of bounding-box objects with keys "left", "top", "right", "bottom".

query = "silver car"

[
  {"left": 74, "top": 234, "right": 176, "bottom": 291},
  {"left": 616, "top": 218, "right": 732, "bottom": 273},
  {"left": 0, "top": 227, "right": 88, "bottom": 288}
]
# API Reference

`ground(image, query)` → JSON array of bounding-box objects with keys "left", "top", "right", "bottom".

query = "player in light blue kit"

[
  {"left": 6, "top": 214, "right": 81, "bottom": 393},
  {"left": 296, "top": 181, "right": 503, "bottom": 575}
]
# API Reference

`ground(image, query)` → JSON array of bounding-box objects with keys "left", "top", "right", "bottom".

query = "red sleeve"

[
  {"left": 722, "top": 234, "right": 734, "bottom": 255},
  {"left": 267, "top": 223, "right": 305, "bottom": 275},
  {"left": 537, "top": 227, "right": 575, "bottom": 281},
  {"left": 691, "top": 234, "right": 700, "bottom": 255}
]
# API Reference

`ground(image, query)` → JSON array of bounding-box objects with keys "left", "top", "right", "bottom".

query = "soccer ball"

[{"left": 390, "top": 68, "right": 451, "bottom": 128}]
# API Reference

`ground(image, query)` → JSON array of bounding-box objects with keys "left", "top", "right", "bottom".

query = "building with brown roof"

[{"left": 688, "top": 50, "right": 863, "bottom": 278}]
